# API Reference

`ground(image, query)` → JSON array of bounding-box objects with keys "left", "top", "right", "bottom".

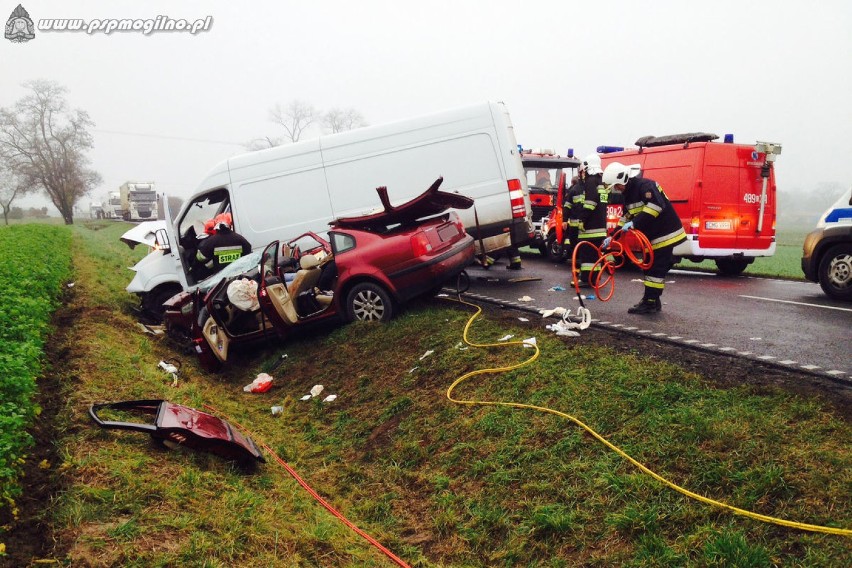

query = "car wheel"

[
  {"left": 346, "top": 283, "right": 394, "bottom": 322},
  {"left": 715, "top": 258, "right": 750, "bottom": 276},
  {"left": 546, "top": 233, "right": 565, "bottom": 262},
  {"left": 143, "top": 283, "right": 183, "bottom": 321},
  {"left": 818, "top": 243, "right": 852, "bottom": 301}
]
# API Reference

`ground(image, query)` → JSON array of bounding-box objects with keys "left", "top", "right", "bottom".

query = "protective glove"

[
  {"left": 621, "top": 221, "right": 634, "bottom": 231},
  {"left": 601, "top": 237, "right": 612, "bottom": 249}
]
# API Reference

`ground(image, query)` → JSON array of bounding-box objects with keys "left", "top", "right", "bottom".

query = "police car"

[{"left": 801, "top": 186, "right": 852, "bottom": 301}]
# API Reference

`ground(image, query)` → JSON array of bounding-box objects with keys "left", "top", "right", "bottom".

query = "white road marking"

[
  {"left": 758, "top": 355, "right": 776, "bottom": 360},
  {"left": 778, "top": 360, "right": 797, "bottom": 365},
  {"left": 700, "top": 343, "right": 717, "bottom": 348},
  {"left": 827, "top": 370, "right": 846, "bottom": 376},
  {"left": 740, "top": 295, "right": 852, "bottom": 313},
  {"left": 801, "top": 364, "right": 821, "bottom": 370},
  {"left": 719, "top": 347, "right": 737, "bottom": 352}
]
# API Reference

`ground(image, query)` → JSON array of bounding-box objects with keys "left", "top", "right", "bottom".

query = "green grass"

[{"left": 3, "top": 221, "right": 851, "bottom": 566}]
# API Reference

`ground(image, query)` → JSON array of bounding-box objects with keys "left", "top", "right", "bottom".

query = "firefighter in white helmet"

[
  {"left": 602, "top": 162, "right": 686, "bottom": 314},
  {"left": 572, "top": 153, "right": 610, "bottom": 287}
]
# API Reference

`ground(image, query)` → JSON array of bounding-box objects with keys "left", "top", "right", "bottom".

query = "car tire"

[
  {"left": 143, "top": 283, "right": 183, "bottom": 321},
  {"left": 715, "top": 258, "right": 750, "bottom": 276},
  {"left": 546, "top": 233, "right": 565, "bottom": 262},
  {"left": 818, "top": 243, "right": 852, "bottom": 301},
  {"left": 345, "top": 282, "right": 394, "bottom": 322}
]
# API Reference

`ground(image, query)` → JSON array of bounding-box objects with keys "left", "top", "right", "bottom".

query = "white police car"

[{"left": 802, "top": 186, "right": 852, "bottom": 301}]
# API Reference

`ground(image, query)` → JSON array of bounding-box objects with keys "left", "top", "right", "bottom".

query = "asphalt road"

[{"left": 460, "top": 255, "right": 852, "bottom": 383}]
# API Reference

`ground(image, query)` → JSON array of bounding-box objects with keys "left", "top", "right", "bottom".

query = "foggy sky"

[{"left": 3, "top": 0, "right": 851, "bottom": 211}]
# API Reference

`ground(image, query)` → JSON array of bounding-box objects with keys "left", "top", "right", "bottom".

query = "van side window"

[{"left": 331, "top": 232, "right": 355, "bottom": 254}]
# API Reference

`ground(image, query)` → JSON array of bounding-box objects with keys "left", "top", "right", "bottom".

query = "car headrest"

[{"left": 300, "top": 254, "right": 320, "bottom": 270}]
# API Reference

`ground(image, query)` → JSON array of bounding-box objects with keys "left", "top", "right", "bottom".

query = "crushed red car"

[{"left": 164, "top": 177, "right": 475, "bottom": 371}]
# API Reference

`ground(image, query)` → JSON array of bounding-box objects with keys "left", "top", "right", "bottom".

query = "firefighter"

[
  {"left": 602, "top": 161, "right": 686, "bottom": 314},
  {"left": 193, "top": 218, "right": 252, "bottom": 281},
  {"left": 573, "top": 153, "right": 609, "bottom": 287},
  {"left": 563, "top": 174, "right": 584, "bottom": 258}
]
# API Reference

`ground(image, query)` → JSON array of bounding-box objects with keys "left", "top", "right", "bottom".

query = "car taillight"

[
  {"left": 508, "top": 178, "right": 526, "bottom": 219},
  {"left": 690, "top": 216, "right": 700, "bottom": 234},
  {"left": 411, "top": 231, "right": 432, "bottom": 256}
]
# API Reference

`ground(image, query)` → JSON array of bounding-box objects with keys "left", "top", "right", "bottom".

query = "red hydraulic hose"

[{"left": 203, "top": 404, "right": 411, "bottom": 568}]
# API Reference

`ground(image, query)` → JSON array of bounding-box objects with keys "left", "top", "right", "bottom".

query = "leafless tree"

[
  {"left": 323, "top": 107, "right": 368, "bottom": 134},
  {"left": 244, "top": 135, "right": 282, "bottom": 151},
  {"left": 0, "top": 80, "right": 101, "bottom": 224},
  {"left": 0, "top": 161, "right": 35, "bottom": 225},
  {"left": 269, "top": 100, "right": 317, "bottom": 143}
]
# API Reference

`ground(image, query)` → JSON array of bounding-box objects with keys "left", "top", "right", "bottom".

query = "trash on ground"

[
  {"left": 322, "top": 394, "right": 337, "bottom": 403},
  {"left": 300, "top": 394, "right": 312, "bottom": 401},
  {"left": 89, "top": 400, "right": 265, "bottom": 464},
  {"left": 408, "top": 366, "right": 419, "bottom": 373},
  {"left": 157, "top": 359, "right": 180, "bottom": 387},
  {"left": 586, "top": 294, "right": 596, "bottom": 300},
  {"left": 545, "top": 321, "right": 581, "bottom": 337},
  {"left": 523, "top": 337, "right": 537, "bottom": 348},
  {"left": 454, "top": 342, "right": 469, "bottom": 351},
  {"left": 508, "top": 277, "right": 541, "bottom": 283},
  {"left": 419, "top": 350, "right": 435, "bottom": 360},
  {"left": 517, "top": 295, "right": 534, "bottom": 302},
  {"left": 310, "top": 384, "right": 324, "bottom": 397},
  {"left": 271, "top": 405, "right": 284, "bottom": 416},
  {"left": 518, "top": 317, "right": 529, "bottom": 322},
  {"left": 244, "top": 373, "right": 274, "bottom": 393},
  {"left": 498, "top": 334, "right": 514, "bottom": 342},
  {"left": 477, "top": 276, "right": 500, "bottom": 283},
  {"left": 548, "top": 285, "right": 566, "bottom": 291},
  {"left": 540, "top": 307, "right": 568, "bottom": 318},
  {"left": 137, "top": 323, "right": 165, "bottom": 336},
  {"left": 67, "top": 282, "right": 75, "bottom": 287}
]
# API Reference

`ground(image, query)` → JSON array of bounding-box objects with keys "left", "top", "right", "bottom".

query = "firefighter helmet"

[
  {"left": 580, "top": 153, "right": 603, "bottom": 175},
  {"left": 602, "top": 162, "right": 632, "bottom": 187}
]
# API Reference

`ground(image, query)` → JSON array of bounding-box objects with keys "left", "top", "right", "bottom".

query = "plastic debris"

[
  {"left": 548, "top": 285, "right": 566, "bottom": 292},
  {"left": 518, "top": 317, "right": 529, "bottom": 322},
  {"left": 586, "top": 294, "right": 596, "bottom": 300},
  {"left": 322, "top": 394, "right": 337, "bottom": 403},
  {"left": 419, "top": 350, "right": 435, "bottom": 360},
  {"left": 310, "top": 384, "right": 324, "bottom": 397},
  {"left": 517, "top": 295, "right": 534, "bottom": 302},
  {"left": 67, "top": 282, "right": 75, "bottom": 287},
  {"left": 408, "top": 366, "right": 419, "bottom": 373},
  {"left": 300, "top": 394, "right": 312, "bottom": 401},
  {"left": 546, "top": 321, "right": 581, "bottom": 337},
  {"left": 498, "top": 334, "right": 514, "bottom": 342},
  {"left": 271, "top": 405, "right": 284, "bottom": 416},
  {"left": 244, "top": 373, "right": 274, "bottom": 393},
  {"left": 523, "top": 337, "right": 537, "bottom": 348},
  {"left": 540, "top": 307, "right": 568, "bottom": 318}
]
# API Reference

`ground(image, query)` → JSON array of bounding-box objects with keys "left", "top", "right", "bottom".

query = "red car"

[{"left": 164, "top": 178, "right": 475, "bottom": 371}]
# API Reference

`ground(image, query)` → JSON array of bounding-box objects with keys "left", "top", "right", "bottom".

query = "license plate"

[{"left": 705, "top": 220, "right": 731, "bottom": 230}]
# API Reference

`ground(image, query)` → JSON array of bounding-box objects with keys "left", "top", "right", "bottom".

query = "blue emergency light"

[
  {"left": 567, "top": 148, "right": 574, "bottom": 158},
  {"left": 596, "top": 145, "right": 624, "bottom": 154},
  {"left": 724, "top": 134, "right": 734, "bottom": 143},
  {"left": 517, "top": 144, "right": 524, "bottom": 153}
]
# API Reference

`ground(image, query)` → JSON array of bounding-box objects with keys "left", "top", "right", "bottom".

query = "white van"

[{"left": 128, "top": 101, "right": 532, "bottom": 315}]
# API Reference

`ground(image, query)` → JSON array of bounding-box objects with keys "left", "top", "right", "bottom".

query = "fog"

[{"left": 3, "top": 0, "right": 850, "bottom": 220}]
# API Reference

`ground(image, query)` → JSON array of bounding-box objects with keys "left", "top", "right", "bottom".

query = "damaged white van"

[{"left": 127, "top": 101, "right": 533, "bottom": 316}]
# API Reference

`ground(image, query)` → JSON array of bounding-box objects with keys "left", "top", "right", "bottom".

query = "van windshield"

[{"left": 178, "top": 189, "right": 230, "bottom": 240}]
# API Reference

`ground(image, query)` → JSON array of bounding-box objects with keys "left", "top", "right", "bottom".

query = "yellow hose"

[{"left": 444, "top": 296, "right": 851, "bottom": 537}]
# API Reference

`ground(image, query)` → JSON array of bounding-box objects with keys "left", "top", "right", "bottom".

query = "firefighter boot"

[
  {"left": 628, "top": 298, "right": 662, "bottom": 314},
  {"left": 506, "top": 252, "right": 523, "bottom": 270}
]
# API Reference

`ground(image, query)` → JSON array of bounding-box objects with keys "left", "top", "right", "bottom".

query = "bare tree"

[
  {"left": 244, "top": 135, "right": 282, "bottom": 151},
  {"left": 0, "top": 161, "right": 34, "bottom": 225},
  {"left": 268, "top": 100, "right": 317, "bottom": 143},
  {"left": 323, "top": 107, "right": 368, "bottom": 134},
  {"left": 0, "top": 80, "right": 101, "bottom": 224}
]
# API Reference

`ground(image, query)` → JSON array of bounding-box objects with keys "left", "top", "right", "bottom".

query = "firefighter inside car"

[{"left": 602, "top": 161, "right": 686, "bottom": 315}]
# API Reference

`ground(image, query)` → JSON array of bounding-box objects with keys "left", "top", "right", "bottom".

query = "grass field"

[{"left": 2, "top": 221, "right": 849, "bottom": 566}]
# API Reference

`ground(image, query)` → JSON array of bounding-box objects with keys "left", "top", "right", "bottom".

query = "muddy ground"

[{"left": 2, "top": 299, "right": 850, "bottom": 567}]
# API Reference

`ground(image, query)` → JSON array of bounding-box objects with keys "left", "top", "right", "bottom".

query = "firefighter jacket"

[
  {"left": 196, "top": 228, "right": 252, "bottom": 272},
  {"left": 577, "top": 173, "right": 609, "bottom": 239},
  {"left": 621, "top": 177, "right": 686, "bottom": 250},
  {"left": 564, "top": 181, "right": 586, "bottom": 228}
]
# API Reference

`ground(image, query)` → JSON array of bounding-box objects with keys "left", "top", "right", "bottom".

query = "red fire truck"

[
  {"left": 599, "top": 133, "right": 782, "bottom": 275},
  {"left": 521, "top": 149, "right": 579, "bottom": 259}
]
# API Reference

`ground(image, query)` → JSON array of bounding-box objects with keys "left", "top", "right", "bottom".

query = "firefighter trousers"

[{"left": 642, "top": 243, "right": 676, "bottom": 300}]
